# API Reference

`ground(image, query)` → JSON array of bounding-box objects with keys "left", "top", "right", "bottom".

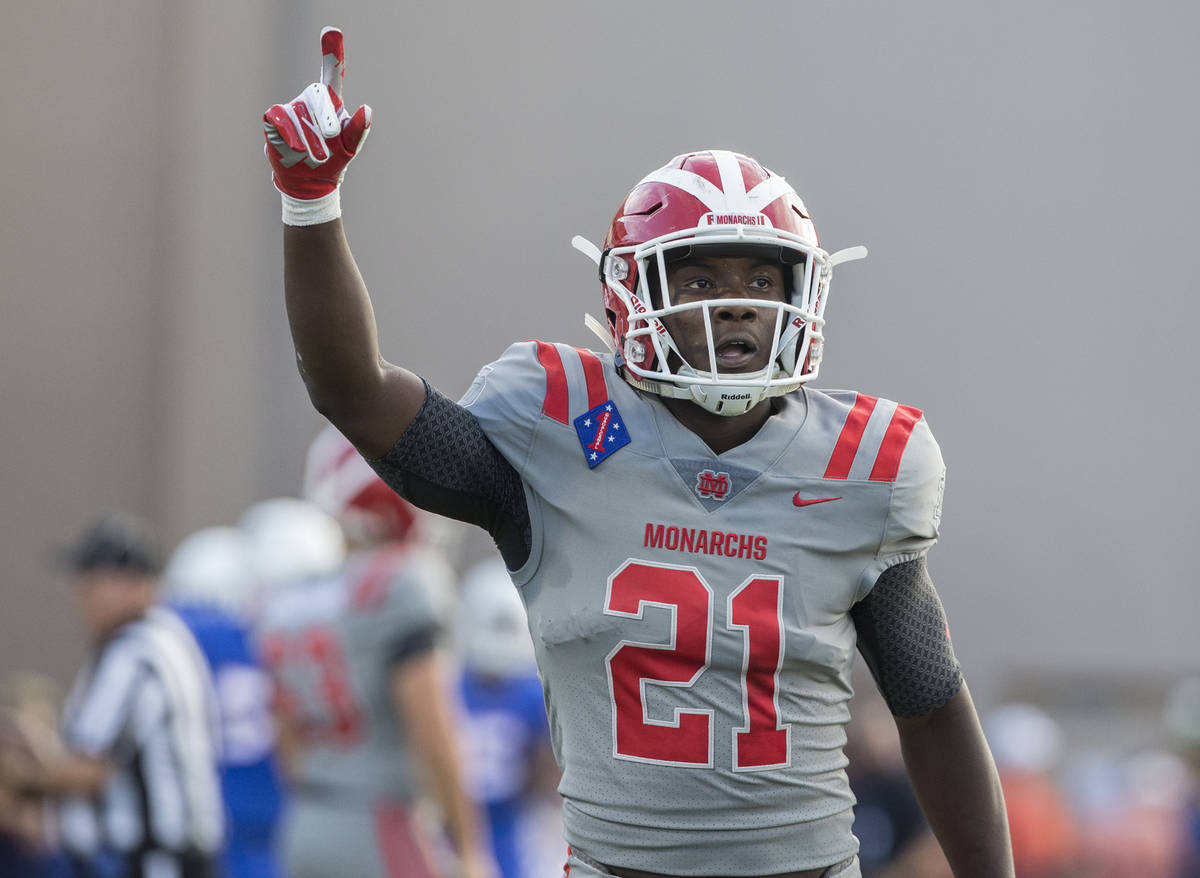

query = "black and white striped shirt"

[{"left": 59, "top": 606, "right": 224, "bottom": 864}]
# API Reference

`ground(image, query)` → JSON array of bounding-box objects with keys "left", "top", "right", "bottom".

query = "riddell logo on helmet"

[{"left": 703, "top": 213, "right": 768, "bottom": 226}]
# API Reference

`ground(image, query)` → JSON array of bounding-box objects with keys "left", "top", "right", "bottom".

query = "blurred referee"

[{"left": 11, "top": 512, "right": 224, "bottom": 878}]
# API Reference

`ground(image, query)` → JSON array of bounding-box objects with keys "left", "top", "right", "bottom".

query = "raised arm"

[
  {"left": 265, "top": 28, "right": 424, "bottom": 458},
  {"left": 282, "top": 220, "right": 423, "bottom": 457}
]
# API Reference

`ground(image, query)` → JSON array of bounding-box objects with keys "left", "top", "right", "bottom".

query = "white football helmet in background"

[
  {"left": 455, "top": 558, "right": 536, "bottom": 680},
  {"left": 239, "top": 497, "right": 345, "bottom": 596},
  {"left": 162, "top": 526, "right": 256, "bottom": 616}
]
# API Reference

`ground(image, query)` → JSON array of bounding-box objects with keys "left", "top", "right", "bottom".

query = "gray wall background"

[{"left": 3, "top": 1, "right": 1196, "bottom": 747}]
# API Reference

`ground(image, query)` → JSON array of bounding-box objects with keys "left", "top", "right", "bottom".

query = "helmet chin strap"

[
  {"left": 584, "top": 312, "right": 618, "bottom": 355},
  {"left": 572, "top": 235, "right": 603, "bottom": 265},
  {"left": 616, "top": 353, "right": 779, "bottom": 416},
  {"left": 829, "top": 245, "right": 869, "bottom": 267},
  {"left": 577, "top": 235, "right": 626, "bottom": 361},
  {"left": 687, "top": 382, "right": 764, "bottom": 417}
]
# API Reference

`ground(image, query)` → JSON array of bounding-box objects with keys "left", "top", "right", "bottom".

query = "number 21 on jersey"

[{"left": 604, "top": 559, "right": 789, "bottom": 771}]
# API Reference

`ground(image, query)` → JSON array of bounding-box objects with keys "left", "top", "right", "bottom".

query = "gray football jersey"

[
  {"left": 256, "top": 546, "right": 441, "bottom": 803},
  {"left": 459, "top": 342, "right": 945, "bottom": 875}
]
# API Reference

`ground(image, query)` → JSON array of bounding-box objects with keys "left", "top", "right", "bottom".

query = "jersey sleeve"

[
  {"left": 851, "top": 557, "right": 963, "bottom": 717},
  {"left": 860, "top": 415, "right": 946, "bottom": 598},
  {"left": 365, "top": 379, "right": 532, "bottom": 570},
  {"left": 457, "top": 341, "right": 549, "bottom": 478}
]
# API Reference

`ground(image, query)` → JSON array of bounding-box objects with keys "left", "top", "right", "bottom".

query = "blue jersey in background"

[{"left": 172, "top": 601, "right": 287, "bottom": 878}]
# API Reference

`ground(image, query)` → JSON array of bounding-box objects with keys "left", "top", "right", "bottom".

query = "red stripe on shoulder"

[
  {"left": 574, "top": 348, "right": 608, "bottom": 410},
  {"left": 824, "top": 394, "right": 878, "bottom": 479},
  {"left": 869, "top": 405, "right": 923, "bottom": 482},
  {"left": 534, "top": 341, "right": 569, "bottom": 424}
]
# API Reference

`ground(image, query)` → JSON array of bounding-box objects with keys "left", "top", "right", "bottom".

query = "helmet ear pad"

[{"left": 602, "top": 250, "right": 663, "bottom": 374}]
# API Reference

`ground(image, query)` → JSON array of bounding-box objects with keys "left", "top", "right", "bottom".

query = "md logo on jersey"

[
  {"left": 695, "top": 470, "right": 731, "bottom": 501},
  {"left": 672, "top": 459, "right": 759, "bottom": 512},
  {"left": 574, "top": 400, "right": 631, "bottom": 469}
]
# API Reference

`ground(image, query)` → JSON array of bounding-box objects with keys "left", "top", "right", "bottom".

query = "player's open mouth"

[{"left": 714, "top": 338, "right": 758, "bottom": 369}]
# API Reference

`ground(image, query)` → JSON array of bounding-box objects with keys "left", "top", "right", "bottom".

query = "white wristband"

[{"left": 280, "top": 189, "right": 341, "bottom": 226}]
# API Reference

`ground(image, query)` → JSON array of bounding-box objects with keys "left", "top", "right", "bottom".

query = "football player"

[
  {"left": 162, "top": 528, "right": 289, "bottom": 878},
  {"left": 27, "top": 513, "right": 225, "bottom": 877},
  {"left": 454, "top": 558, "right": 561, "bottom": 878},
  {"left": 252, "top": 434, "right": 492, "bottom": 878},
  {"left": 262, "top": 29, "right": 1014, "bottom": 878}
]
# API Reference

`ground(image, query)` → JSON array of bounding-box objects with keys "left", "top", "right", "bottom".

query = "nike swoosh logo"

[{"left": 792, "top": 494, "right": 842, "bottom": 507}]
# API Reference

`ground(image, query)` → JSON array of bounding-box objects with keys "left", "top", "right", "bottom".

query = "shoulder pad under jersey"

[
  {"left": 862, "top": 413, "right": 946, "bottom": 596},
  {"left": 460, "top": 340, "right": 614, "bottom": 475}
]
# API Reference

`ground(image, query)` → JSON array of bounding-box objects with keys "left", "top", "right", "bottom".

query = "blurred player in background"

[
  {"left": 253, "top": 427, "right": 492, "bottom": 878},
  {"left": 263, "top": 29, "right": 1012, "bottom": 877},
  {"left": 454, "top": 558, "right": 560, "bottom": 878},
  {"left": 238, "top": 496, "right": 347, "bottom": 621},
  {"left": 0, "top": 672, "right": 72, "bottom": 877},
  {"left": 13, "top": 512, "right": 224, "bottom": 878},
  {"left": 982, "top": 703, "right": 1080, "bottom": 878},
  {"left": 162, "top": 527, "right": 289, "bottom": 878},
  {"left": 1164, "top": 676, "right": 1200, "bottom": 875}
]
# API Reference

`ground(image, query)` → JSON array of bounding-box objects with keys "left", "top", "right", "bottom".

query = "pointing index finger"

[{"left": 320, "top": 27, "right": 344, "bottom": 100}]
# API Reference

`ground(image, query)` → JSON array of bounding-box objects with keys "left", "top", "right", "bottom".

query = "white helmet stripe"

[
  {"left": 638, "top": 150, "right": 799, "bottom": 217},
  {"left": 712, "top": 149, "right": 750, "bottom": 206},
  {"left": 638, "top": 167, "right": 725, "bottom": 211},
  {"left": 745, "top": 174, "right": 801, "bottom": 212}
]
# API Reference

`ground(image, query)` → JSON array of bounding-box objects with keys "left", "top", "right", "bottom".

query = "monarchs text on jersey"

[{"left": 459, "top": 341, "right": 945, "bottom": 875}]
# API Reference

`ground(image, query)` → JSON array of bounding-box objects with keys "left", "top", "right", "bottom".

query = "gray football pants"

[
  {"left": 282, "top": 797, "right": 445, "bottom": 878},
  {"left": 564, "top": 849, "right": 860, "bottom": 878}
]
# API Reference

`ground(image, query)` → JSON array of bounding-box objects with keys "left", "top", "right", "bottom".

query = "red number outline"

[
  {"left": 604, "top": 559, "right": 714, "bottom": 767},
  {"left": 603, "top": 560, "right": 791, "bottom": 771},
  {"left": 261, "top": 626, "right": 363, "bottom": 747},
  {"left": 728, "top": 575, "right": 790, "bottom": 771}
]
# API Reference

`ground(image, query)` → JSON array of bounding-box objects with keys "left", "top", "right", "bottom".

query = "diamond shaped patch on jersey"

[
  {"left": 671, "top": 459, "right": 761, "bottom": 512},
  {"left": 574, "top": 400, "right": 631, "bottom": 469}
]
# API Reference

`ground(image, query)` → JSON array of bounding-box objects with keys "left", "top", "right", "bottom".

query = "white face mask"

[{"left": 576, "top": 231, "right": 867, "bottom": 416}]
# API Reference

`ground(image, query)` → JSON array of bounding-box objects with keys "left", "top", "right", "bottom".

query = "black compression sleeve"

[
  {"left": 850, "top": 558, "right": 963, "bottom": 718},
  {"left": 366, "top": 382, "right": 532, "bottom": 570}
]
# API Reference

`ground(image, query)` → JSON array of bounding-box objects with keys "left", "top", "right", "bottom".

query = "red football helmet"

[
  {"left": 303, "top": 424, "right": 419, "bottom": 546},
  {"left": 574, "top": 150, "right": 866, "bottom": 415}
]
